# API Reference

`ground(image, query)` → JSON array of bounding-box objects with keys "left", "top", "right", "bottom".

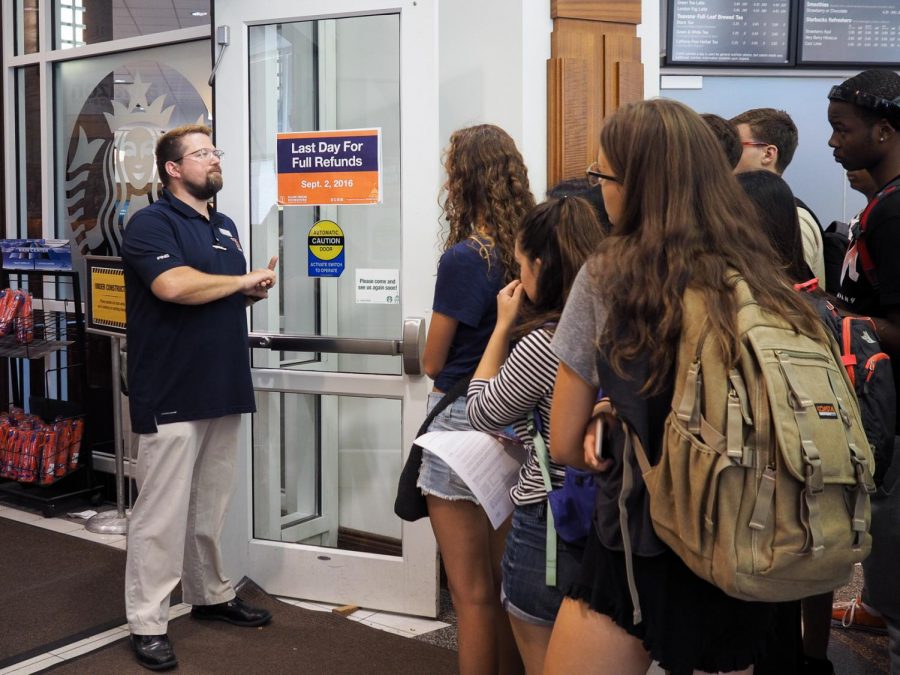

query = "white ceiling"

[{"left": 105, "top": 0, "right": 210, "bottom": 39}]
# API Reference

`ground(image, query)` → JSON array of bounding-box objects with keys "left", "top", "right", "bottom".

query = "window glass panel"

[
  {"left": 17, "top": 65, "right": 42, "bottom": 237},
  {"left": 253, "top": 391, "right": 402, "bottom": 555},
  {"left": 55, "top": 0, "right": 210, "bottom": 50},
  {"left": 248, "top": 15, "right": 402, "bottom": 377},
  {"left": 16, "top": 0, "right": 39, "bottom": 56},
  {"left": 54, "top": 40, "right": 210, "bottom": 278}
]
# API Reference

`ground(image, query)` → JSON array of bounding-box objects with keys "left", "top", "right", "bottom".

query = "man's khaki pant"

[{"left": 125, "top": 415, "right": 241, "bottom": 635}]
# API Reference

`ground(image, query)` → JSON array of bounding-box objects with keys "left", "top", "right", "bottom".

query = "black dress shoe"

[
  {"left": 190, "top": 596, "right": 272, "bottom": 627},
  {"left": 131, "top": 634, "right": 177, "bottom": 671}
]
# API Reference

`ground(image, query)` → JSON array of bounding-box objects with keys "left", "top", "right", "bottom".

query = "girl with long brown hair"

[
  {"left": 544, "top": 99, "right": 823, "bottom": 675},
  {"left": 419, "top": 124, "right": 534, "bottom": 674}
]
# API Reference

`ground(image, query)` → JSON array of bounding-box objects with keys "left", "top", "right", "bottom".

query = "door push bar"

[{"left": 248, "top": 316, "right": 426, "bottom": 375}]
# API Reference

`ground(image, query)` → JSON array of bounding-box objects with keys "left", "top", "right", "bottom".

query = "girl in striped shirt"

[{"left": 466, "top": 196, "right": 605, "bottom": 674}]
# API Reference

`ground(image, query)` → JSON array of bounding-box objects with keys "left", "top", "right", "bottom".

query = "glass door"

[{"left": 213, "top": 0, "right": 440, "bottom": 616}]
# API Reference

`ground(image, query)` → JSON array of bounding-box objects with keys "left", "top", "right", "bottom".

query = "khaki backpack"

[{"left": 627, "top": 276, "right": 876, "bottom": 603}]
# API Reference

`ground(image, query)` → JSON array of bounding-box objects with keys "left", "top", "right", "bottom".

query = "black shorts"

[{"left": 566, "top": 525, "right": 778, "bottom": 675}]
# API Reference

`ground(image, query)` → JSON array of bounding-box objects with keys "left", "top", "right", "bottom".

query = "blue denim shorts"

[
  {"left": 501, "top": 502, "right": 584, "bottom": 626},
  {"left": 416, "top": 392, "right": 479, "bottom": 505}
]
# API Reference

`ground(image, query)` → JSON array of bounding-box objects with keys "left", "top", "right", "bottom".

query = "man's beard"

[{"left": 184, "top": 170, "right": 223, "bottom": 201}]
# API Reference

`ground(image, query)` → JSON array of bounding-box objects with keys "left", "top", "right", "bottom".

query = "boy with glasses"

[{"left": 730, "top": 107, "right": 826, "bottom": 286}]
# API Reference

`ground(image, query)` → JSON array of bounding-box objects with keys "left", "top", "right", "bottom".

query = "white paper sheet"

[
  {"left": 415, "top": 430, "right": 526, "bottom": 529},
  {"left": 67, "top": 509, "right": 98, "bottom": 519}
]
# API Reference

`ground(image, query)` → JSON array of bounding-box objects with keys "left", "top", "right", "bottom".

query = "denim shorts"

[
  {"left": 416, "top": 392, "right": 479, "bottom": 505},
  {"left": 501, "top": 502, "right": 584, "bottom": 626}
]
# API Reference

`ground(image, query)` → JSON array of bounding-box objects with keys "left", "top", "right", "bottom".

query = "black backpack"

[
  {"left": 822, "top": 220, "right": 849, "bottom": 295},
  {"left": 806, "top": 292, "right": 896, "bottom": 486}
]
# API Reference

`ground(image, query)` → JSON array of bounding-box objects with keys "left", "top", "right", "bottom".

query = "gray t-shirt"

[
  {"left": 550, "top": 264, "right": 668, "bottom": 557},
  {"left": 551, "top": 264, "right": 608, "bottom": 388}
]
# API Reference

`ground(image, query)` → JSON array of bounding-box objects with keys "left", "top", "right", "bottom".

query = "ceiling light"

[{"left": 191, "top": 11, "right": 208, "bottom": 17}]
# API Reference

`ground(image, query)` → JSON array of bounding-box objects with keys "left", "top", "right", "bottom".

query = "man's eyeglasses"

[
  {"left": 741, "top": 141, "right": 770, "bottom": 148},
  {"left": 586, "top": 163, "right": 620, "bottom": 186},
  {"left": 174, "top": 148, "right": 225, "bottom": 163},
  {"left": 828, "top": 85, "right": 900, "bottom": 118}
]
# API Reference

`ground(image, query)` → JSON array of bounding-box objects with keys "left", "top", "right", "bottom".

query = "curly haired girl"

[{"left": 419, "top": 124, "right": 534, "bottom": 674}]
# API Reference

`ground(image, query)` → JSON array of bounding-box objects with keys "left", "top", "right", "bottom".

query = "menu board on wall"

[
  {"left": 799, "top": 1, "right": 900, "bottom": 65},
  {"left": 667, "top": 0, "right": 792, "bottom": 65}
]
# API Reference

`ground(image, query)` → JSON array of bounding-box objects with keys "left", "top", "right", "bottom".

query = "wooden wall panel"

[
  {"left": 603, "top": 34, "right": 642, "bottom": 116},
  {"left": 547, "top": 7, "right": 644, "bottom": 187},
  {"left": 547, "top": 58, "right": 589, "bottom": 187},
  {"left": 617, "top": 62, "right": 644, "bottom": 108},
  {"left": 551, "top": 21, "right": 602, "bottom": 179},
  {"left": 552, "top": 0, "right": 641, "bottom": 25}
]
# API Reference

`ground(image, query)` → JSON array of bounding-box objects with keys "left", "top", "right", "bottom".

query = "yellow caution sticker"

[{"left": 308, "top": 220, "right": 345, "bottom": 277}]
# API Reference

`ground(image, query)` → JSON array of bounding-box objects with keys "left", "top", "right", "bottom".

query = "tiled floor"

[{"left": 0, "top": 503, "right": 450, "bottom": 675}]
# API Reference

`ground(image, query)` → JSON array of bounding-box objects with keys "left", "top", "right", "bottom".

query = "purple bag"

[
  {"left": 547, "top": 468, "right": 597, "bottom": 544},
  {"left": 530, "top": 408, "right": 597, "bottom": 545}
]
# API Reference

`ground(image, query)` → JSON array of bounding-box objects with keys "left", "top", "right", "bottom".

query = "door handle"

[
  {"left": 401, "top": 317, "right": 425, "bottom": 376},
  {"left": 248, "top": 315, "right": 426, "bottom": 375}
]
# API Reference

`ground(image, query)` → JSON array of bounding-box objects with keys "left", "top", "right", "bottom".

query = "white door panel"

[{"left": 214, "top": 0, "right": 440, "bottom": 616}]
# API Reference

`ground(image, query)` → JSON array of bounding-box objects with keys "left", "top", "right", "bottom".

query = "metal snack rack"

[{"left": 0, "top": 269, "right": 103, "bottom": 516}]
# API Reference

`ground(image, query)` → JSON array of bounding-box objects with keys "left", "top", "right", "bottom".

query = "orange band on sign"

[{"left": 276, "top": 129, "right": 382, "bottom": 206}]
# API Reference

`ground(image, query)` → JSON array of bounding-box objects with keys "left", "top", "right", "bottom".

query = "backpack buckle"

[
  {"left": 850, "top": 447, "right": 877, "bottom": 494},
  {"left": 804, "top": 459, "right": 824, "bottom": 494}
]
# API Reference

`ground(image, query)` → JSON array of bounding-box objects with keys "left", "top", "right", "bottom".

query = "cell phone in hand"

[{"left": 594, "top": 417, "right": 605, "bottom": 461}]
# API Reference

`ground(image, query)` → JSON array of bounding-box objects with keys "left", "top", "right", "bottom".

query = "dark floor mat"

[
  {"left": 44, "top": 577, "right": 458, "bottom": 674},
  {"left": 829, "top": 624, "right": 890, "bottom": 674},
  {"left": 0, "top": 517, "right": 127, "bottom": 669}
]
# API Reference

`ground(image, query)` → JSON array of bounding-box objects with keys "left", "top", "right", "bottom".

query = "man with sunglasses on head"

[
  {"left": 827, "top": 69, "right": 900, "bottom": 675},
  {"left": 121, "top": 124, "right": 277, "bottom": 671},
  {"left": 731, "top": 107, "right": 826, "bottom": 286}
]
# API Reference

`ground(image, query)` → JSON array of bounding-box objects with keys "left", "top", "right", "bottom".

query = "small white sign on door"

[{"left": 355, "top": 268, "right": 400, "bottom": 304}]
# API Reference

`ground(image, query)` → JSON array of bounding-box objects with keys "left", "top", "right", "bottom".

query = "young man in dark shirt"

[
  {"left": 827, "top": 68, "right": 900, "bottom": 675},
  {"left": 831, "top": 73, "right": 900, "bottom": 337}
]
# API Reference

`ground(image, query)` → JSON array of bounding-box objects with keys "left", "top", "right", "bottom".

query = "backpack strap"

[
  {"left": 794, "top": 278, "right": 819, "bottom": 293},
  {"left": 675, "top": 322, "right": 711, "bottom": 435},
  {"left": 841, "top": 317, "right": 858, "bottom": 386},
  {"left": 527, "top": 409, "right": 557, "bottom": 587},
  {"left": 777, "top": 352, "right": 829, "bottom": 557},
  {"left": 856, "top": 178, "right": 900, "bottom": 290},
  {"left": 824, "top": 367, "right": 877, "bottom": 549},
  {"left": 595, "top": 397, "right": 646, "bottom": 625}
]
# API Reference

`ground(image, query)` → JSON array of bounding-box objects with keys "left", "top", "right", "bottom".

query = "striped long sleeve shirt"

[{"left": 466, "top": 327, "right": 566, "bottom": 505}]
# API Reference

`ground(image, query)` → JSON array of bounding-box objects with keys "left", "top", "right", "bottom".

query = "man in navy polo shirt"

[{"left": 122, "top": 124, "right": 277, "bottom": 671}]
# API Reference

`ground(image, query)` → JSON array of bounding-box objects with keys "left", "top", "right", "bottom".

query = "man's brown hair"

[
  {"left": 155, "top": 124, "right": 212, "bottom": 187},
  {"left": 730, "top": 108, "right": 798, "bottom": 173}
]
